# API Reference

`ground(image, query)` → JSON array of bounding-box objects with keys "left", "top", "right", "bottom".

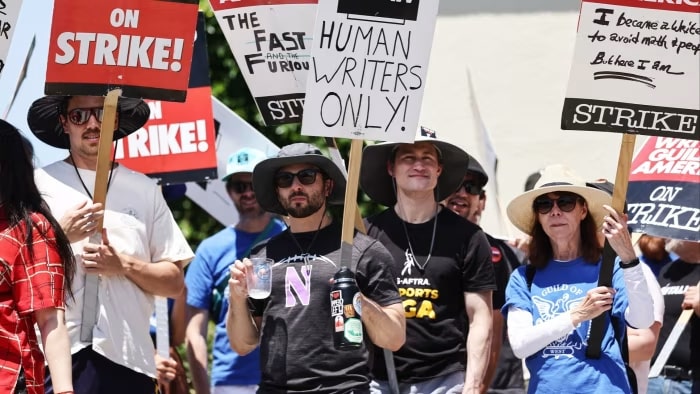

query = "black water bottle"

[{"left": 330, "top": 266, "right": 363, "bottom": 349}]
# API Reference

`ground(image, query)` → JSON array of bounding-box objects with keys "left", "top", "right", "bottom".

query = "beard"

[{"left": 281, "top": 189, "right": 325, "bottom": 218}]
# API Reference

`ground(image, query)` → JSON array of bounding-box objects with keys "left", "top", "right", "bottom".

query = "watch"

[{"left": 619, "top": 258, "right": 640, "bottom": 269}]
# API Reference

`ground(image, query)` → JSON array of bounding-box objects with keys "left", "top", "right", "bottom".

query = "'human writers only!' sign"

[
  {"left": 301, "top": 0, "right": 439, "bottom": 143},
  {"left": 45, "top": 0, "right": 199, "bottom": 102},
  {"left": 561, "top": 0, "right": 699, "bottom": 140}
]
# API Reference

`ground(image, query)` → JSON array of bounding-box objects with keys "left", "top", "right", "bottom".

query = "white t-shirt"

[
  {"left": 35, "top": 160, "right": 194, "bottom": 377},
  {"left": 629, "top": 262, "right": 665, "bottom": 394}
]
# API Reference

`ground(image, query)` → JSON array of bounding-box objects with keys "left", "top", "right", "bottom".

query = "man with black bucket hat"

[
  {"left": 361, "top": 127, "right": 496, "bottom": 394},
  {"left": 28, "top": 94, "right": 194, "bottom": 394},
  {"left": 226, "top": 142, "right": 405, "bottom": 393}
]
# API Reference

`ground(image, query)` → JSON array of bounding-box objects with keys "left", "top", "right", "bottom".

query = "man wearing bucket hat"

[
  {"left": 226, "top": 142, "right": 405, "bottom": 393},
  {"left": 443, "top": 157, "right": 526, "bottom": 393},
  {"left": 501, "top": 164, "right": 653, "bottom": 393},
  {"left": 361, "top": 126, "right": 496, "bottom": 394},
  {"left": 28, "top": 94, "right": 194, "bottom": 394},
  {"left": 185, "top": 147, "right": 285, "bottom": 394}
]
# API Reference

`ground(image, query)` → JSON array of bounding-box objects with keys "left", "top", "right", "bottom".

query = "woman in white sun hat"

[{"left": 502, "top": 164, "right": 653, "bottom": 394}]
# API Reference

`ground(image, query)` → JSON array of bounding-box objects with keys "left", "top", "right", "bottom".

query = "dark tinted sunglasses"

[
  {"left": 228, "top": 181, "right": 253, "bottom": 194},
  {"left": 67, "top": 108, "right": 105, "bottom": 125},
  {"left": 533, "top": 193, "right": 582, "bottom": 215},
  {"left": 274, "top": 168, "right": 321, "bottom": 188},
  {"left": 459, "top": 180, "right": 483, "bottom": 196}
]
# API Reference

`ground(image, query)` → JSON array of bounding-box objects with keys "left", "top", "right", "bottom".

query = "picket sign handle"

[
  {"left": 341, "top": 139, "right": 364, "bottom": 245},
  {"left": 325, "top": 137, "right": 367, "bottom": 234},
  {"left": 587, "top": 133, "right": 636, "bottom": 358},
  {"left": 648, "top": 308, "right": 695, "bottom": 378},
  {"left": 92, "top": 88, "right": 121, "bottom": 231}
]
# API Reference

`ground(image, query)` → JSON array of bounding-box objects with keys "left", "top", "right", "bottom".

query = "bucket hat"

[
  {"left": 222, "top": 147, "right": 268, "bottom": 182},
  {"left": 27, "top": 95, "right": 150, "bottom": 149},
  {"left": 506, "top": 164, "right": 611, "bottom": 235},
  {"left": 252, "top": 143, "right": 346, "bottom": 215},
  {"left": 360, "top": 126, "right": 470, "bottom": 207}
]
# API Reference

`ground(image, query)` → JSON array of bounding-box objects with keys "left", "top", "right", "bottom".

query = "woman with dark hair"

[
  {"left": 502, "top": 164, "right": 653, "bottom": 394},
  {"left": 0, "top": 119, "right": 75, "bottom": 394}
]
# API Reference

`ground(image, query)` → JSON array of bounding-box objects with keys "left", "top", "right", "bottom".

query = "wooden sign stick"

[
  {"left": 587, "top": 133, "right": 636, "bottom": 358},
  {"left": 79, "top": 88, "right": 121, "bottom": 342},
  {"left": 340, "top": 139, "right": 364, "bottom": 265},
  {"left": 324, "top": 137, "right": 367, "bottom": 234}
]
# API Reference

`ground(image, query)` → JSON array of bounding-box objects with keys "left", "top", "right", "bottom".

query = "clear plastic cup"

[{"left": 247, "top": 257, "right": 273, "bottom": 299}]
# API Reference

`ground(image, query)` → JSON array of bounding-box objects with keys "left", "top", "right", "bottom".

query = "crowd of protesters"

[{"left": 1, "top": 95, "right": 698, "bottom": 394}]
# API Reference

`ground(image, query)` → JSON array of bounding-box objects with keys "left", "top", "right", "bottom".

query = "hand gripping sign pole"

[
  {"left": 80, "top": 88, "right": 120, "bottom": 342},
  {"left": 586, "top": 133, "right": 636, "bottom": 358}
]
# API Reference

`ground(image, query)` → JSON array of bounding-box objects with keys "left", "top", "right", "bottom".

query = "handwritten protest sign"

[
  {"left": 627, "top": 136, "right": 699, "bottom": 241},
  {"left": 45, "top": 0, "right": 198, "bottom": 102},
  {"left": 209, "top": 0, "right": 316, "bottom": 126},
  {"left": 561, "top": 0, "right": 699, "bottom": 140},
  {"left": 301, "top": 0, "right": 439, "bottom": 142},
  {"left": 0, "top": 0, "right": 22, "bottom": 78},
  {"left": 116, "top": 13, "right": 217, "bottom": 184}
]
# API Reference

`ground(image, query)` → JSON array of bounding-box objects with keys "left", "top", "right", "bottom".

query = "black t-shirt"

[
  {"left": 485, "top": 234, "right": 525, "bottom": 392},
  {"left": 249, "top": 221, "right": 401, "bottom": 393},
  {"left": 365, "top": 208, "right": 496, "bottom": 383},
  {"left": 652, "top": 259, "right": 700, "bottom": 376}
]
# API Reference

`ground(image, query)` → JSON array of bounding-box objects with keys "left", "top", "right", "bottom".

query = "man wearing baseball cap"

[{"left": 185, "top": 147, "right": 286, "bottom": 394}]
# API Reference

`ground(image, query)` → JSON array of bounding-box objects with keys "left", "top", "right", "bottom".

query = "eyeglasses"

[
  {"left": 274, "top": 168, "right": 321, "bottom": 188},
  {"left": 228, "top": 181, "right": 253, "bottom": 194},
  {"left": 533, "top": 193, "right": 582, "bottom": 215},
  {"left": 459, "top": 180, "right": 483, "bottom": 196},
  {"left": 67, "top": 108, "right": 105, "bottom": 125}
]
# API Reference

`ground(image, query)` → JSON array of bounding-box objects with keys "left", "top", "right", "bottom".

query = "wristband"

[{"left": 619, "top": 258, "right": 640, "bottom": 269}]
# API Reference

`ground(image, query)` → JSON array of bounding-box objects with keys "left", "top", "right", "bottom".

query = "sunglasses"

[
  {"left": 533, "top": 193, "right": 582, "bottom": 215},
  {"left": 228, "top": 181, "right": 253, "bottom": 194},
  {"left": 274, "top": 168, "right": 321, "bottom": 188},
  {"left": 459, "top": 180, "right": 483, "bottom": 196},
  {"left": 67, "top": 108, "right": 106, "bottom": 125}
]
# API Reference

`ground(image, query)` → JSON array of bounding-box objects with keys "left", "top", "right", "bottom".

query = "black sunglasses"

[
  {"left": 67, "top": 108, "right": 106, "bottom": 125},
  {"left": 228, "top": 181, "right": 253, "bottom": 194},
  {"left": 274, "top": 168, "right": 321, "bottom": 188},
  {"left": 459, "top": 180, "right": 483, "bottom": 196},
  {"left": 533, "top": 193, "right": 582, "bottom": 215}
]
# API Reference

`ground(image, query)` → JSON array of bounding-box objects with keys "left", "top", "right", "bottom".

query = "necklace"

[
  {"left": 399, "top": 204, "right": 439, "bottom": 275},
  {"left": 68, "top": 151, "right": 116, "bottom": 200},
  {"left": 288, "top": 214, "right": 326, "bottom": 265}
]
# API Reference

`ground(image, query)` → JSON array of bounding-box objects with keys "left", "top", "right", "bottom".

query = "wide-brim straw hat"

[
  {"left": 253, "top": 143, "right": 346, "bottom": 215},
  {"left": 506, "top": 164, "right": 612, "bottom": 235},
  {"left": 360, "top": 126, "right": 470, "bottom": 207},
  {"left": 27, "top": 95, "right": 150, "bottom": 149}
]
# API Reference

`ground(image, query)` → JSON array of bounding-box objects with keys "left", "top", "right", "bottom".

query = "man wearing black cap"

[
  {"left": 443, "top": 157, "right": 526, "bottom": 393},
  {"left": 226, "top": 143, "right": 405, "bottom": 393},
  {"left": 28, "top": 95, "right": 194, "bottom": 394},
  {"left": 361, "top": 127, "right": 496, "bottom": 394}
]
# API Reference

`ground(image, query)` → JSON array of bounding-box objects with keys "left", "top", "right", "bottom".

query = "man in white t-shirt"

[{"left": 28, "top": 94, "right": 194, "bottom": 394}]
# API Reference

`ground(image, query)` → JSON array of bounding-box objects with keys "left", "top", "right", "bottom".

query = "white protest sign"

[
  {"left": 561, "top": 0, "right": 699, "bottom": 140},
  {"left": 302, "top": 0, "right": 439, "bottom": 143},
  {"left": 0, "top": 0, "right": 23, "bottom": 78},
  {"left": 185, "top": 96, "right": 279, "bottom": 226},
  {"left": 209, "top": 0, "right": 316, "bottom": 126}
]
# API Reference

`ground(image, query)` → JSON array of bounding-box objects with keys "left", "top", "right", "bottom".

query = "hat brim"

[
  {"left": 360, "top": 139, "right": 470, "bottom": 207},
  {"left": 27, "top": 95, "right": 149, "bottom": 149},
  {"left": 506, "top": 185, "right": 612, "bottom": 235},
  {"left": 252, "top": 154, "right": 347, "bottom": 215}
]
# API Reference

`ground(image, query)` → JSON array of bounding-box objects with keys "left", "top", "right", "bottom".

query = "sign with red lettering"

[
  {"left": 209, "top": 0, "right": 317, "bottom": 125},
  {"left": 116, "top": 12, "right": 217, "bottom": 184},
  {"left": 561, "top": 0, "right": 699, "bottom": 140},
  {"left": 301, "top": 0, "right": 439, "bottom": 142},
  {"left": 45, "top": 0, "right": 198, "bottom": 102},
  {"left": 627, "top": 136, "right": 699, "bottom": 240}
]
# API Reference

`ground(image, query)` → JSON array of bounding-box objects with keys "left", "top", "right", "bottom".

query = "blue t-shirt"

[
  {"left": 502, "top": 257, "right": 631, "bottom": 394},
  {"left": 185, "top": 220, "right": 285, "bottom": 386}
]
